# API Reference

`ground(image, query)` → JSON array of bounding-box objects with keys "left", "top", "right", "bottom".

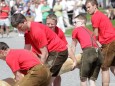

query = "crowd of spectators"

[
  {"left": 0, "top": 0, "right": 115, "bottom": 37},
  {"left": 0, "top": 0, "right": 87, "bottom": 37}
]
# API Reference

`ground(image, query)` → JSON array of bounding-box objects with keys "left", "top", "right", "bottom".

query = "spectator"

[
  {"left": 97, "top": 0, "right": 103, "bottom": 8},
  {"left": 47, "top": 0, "right": 56, "bottom": 13},
  {"left": 60, "top": 0, "right": 72, "bottom": 28},
  {"left": 13, "top": 0, "right": 24, "bottom": 14},
  {"left": 41, "top": 0, "right": 50, "bottom": 24},
  {"left": 66, "top": 0, "right": 75, "bottom": 25},
  {"left": 105, "top": 6, "right": 115, "bottom": 20},
  {"left": 53, "top": 0, "right": 65, "bottom": 33},
  {"left": 9, "top": 0, "right": 15, "bottom": 8},
  {"left": 74, "top": 0, "right": 83, "bottom": 16},
  {"left": 0, "top": 0, "right": 10, "bottom": 38},
  {"left": 34, "top": 1, "right": 42, "bottom": 23},
  {"left": 110, "top": 0, "right": 115, "bottom": 8},
  {"left": 23, "top": 2, "right": 35, "bottom": 21},
  {"left": 23, "top": 0, "right": 30, "bottom": 5}
]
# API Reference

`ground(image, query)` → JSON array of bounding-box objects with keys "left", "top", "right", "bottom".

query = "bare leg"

[
  {"left": 110, "top": 66, "right": 115, "bottom": 76},
  {"left": 101, "top": 68, "right": 110, "bottom": 86},
  {"left": 1, "top": 25, "right": 4, "bottom": 37},
  {"left": 48, "top": 77, "right": 55, "bottom": 86},
  {"left": 89, "top": 79, "right": 96, "bottom": 86},
  {"left": 80, "top": 78, "right": 87, "bottom": 86},
  {"left": 5, "top": 26, "right": 9, "bottom": 37},
  {"left": 54, "top": 76, "right": 61, "bottom": 86}
]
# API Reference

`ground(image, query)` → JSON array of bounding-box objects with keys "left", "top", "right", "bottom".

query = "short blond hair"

[
  {"left": 74, "top": 14, "right": 87, "bottom": 24},
  {"left": 46, "top": 14, "right": 57, "bottom": 23},
  {"left": 85, "top": 0, "right": 98, "bottom": 7}
]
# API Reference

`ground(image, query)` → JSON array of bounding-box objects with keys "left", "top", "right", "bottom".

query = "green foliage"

[
  {"left": 86, "top": 14, "right": 91, "bottom": 21},
  {"left": 112, "top": 20, "right": 115, "bottom": 26},
  {"left": 86, "top": 24, "right": 93, "bottom": 31},
  {"left": 65, "top": 24, "right": 93, "bottom": 36}
]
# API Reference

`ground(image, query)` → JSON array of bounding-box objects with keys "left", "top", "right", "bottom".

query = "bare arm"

[
  {"left": 39, "top": 46, "right": 48, "bottom": 64},
  {"left": 67, "top": 44, "right": 77, "bottom": 68},
  {"left": 71, "top": 39, "right": 78, "bottom": 54},
  {"left": 24, "top": 44, "right": 31, "bottom": 50},
  {"left": 93, "top": 28, "right": 102, "bottom": 47},
  {"left": 70, "top": 39, "right": 78, "bottom": 69},
  {"left": 67, "top": 44, "right": 76, "bottom": 62},
  {"left": 14, "top": 71, "right": 24, "bottom": 82},
  {"left": 1, "top": 9, "right": 9, "bottom": 13},
  {"left": 93, "top": 28, "right": 99, "bottom": 40}
]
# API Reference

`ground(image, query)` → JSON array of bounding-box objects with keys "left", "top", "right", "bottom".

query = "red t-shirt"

[
  {"left": 6, "top": 49, "right": 41, "bottom": 75},
  {"left": 0, "top": 5, "right": 10, "bottom": 19},
  {"left": 32, "top": 26, "right": 68, "bottom": 54},
  {"left": 25, "top": 22, "right": 67, "bottom": 54},
  {"left": 91, "top": 10, "right": 115, "bottom": 44},
  {"left": 72, "top": 26, "right": 97, "bottom": 49},
  {"left": 55, "top": 26, "right": 68, "bottom": 45}
]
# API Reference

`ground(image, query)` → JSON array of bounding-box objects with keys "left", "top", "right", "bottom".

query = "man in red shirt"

[
  {"left": 11, "top": 13, "right": 68, "bottom": 86},
  {"left": 0, "top": 0, "right": 10, "bottom": 37},
  {"left": 46, "top": 14, "right": 77, "bottom": 86},
  {"left": 85, "top": 0, "right": 115, "bottom": 86},
  {"left": 71, "top": 14, "right": 103, "bottom": 86},
  {"left": 0, "top": 42, "right": 51, "bottom": 86}
]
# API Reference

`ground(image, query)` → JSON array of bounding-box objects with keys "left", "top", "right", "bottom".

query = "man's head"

[
  {"left": 0, "top": 42, "right": 9, "bottom": 59},
  {"left": 43, "top": 0, "right": 47, "bottom": 6},
  {"left": 11, "top": 13, "right": 28, "bottom": 33},
  {"left": 0, "top": 0, "right": 7, "bottom": 7},
  {"left": 85, "top": 0, "right": 98, "bottom": 15},
  {"left": 73, "top": 14, "right": 87, "bottom": 28},
  {"left": 46, "top": 14, "right": 57, "bottom": 31}
]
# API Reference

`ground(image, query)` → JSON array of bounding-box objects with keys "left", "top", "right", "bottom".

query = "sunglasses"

[{"left": 73, "top": 21, "right": 83, "bottom": 24}]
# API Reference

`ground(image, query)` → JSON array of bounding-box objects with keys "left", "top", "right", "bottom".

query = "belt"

[{"left": 82, "top": 47, "right": 94, "bottom": 51}]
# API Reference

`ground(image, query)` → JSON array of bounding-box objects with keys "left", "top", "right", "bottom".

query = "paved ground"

[{"left": 0, "top": 32, "right": 115, "bottom": 86}]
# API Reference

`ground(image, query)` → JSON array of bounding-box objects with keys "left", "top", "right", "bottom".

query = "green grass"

[
  {"left": 65, "top": 24, "right": 93, "bottom": 36},
  {"left": 112, "top": 20, "right": 115, "bottom": 26}
]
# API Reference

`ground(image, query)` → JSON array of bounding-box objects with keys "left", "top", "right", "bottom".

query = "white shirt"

[
  {"left": 47, "top": 0, "right": 53, "bottom": 9},
  {"left": 66, "top": 0, "right": 75, "bottom": 11},
  {"left": 34, "top": 5, "right": 42, "bottom": 22}
]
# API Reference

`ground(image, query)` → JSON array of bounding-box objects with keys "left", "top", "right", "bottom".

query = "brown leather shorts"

[
  {"left": 80, "top": 47, "right": 103, "bottom": 80},
  {"left": 14, "top": 64, "right": 51, "bottom": 86},
  {"left": 101, "top": 40, "right": 115, "bottom": 69},
  {"left": 46, "top": 49, "right": 68, "bottom": 77}
]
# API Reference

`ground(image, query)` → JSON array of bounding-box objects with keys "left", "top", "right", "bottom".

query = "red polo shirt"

[
  {"left": 72, "top": 26, "right": 97, "bottom": 49},
  {"left": 91, "top": 10, "right": 115, "bottom": 44},
  {"left": 25, "top": 22, "right": 67, "bottom": 54},
  {"left": 0, "top": 5, "right": 10, "bottom": 19},
  {"left": 6, "top": 49, "right": 41, "bottom": 75}
]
